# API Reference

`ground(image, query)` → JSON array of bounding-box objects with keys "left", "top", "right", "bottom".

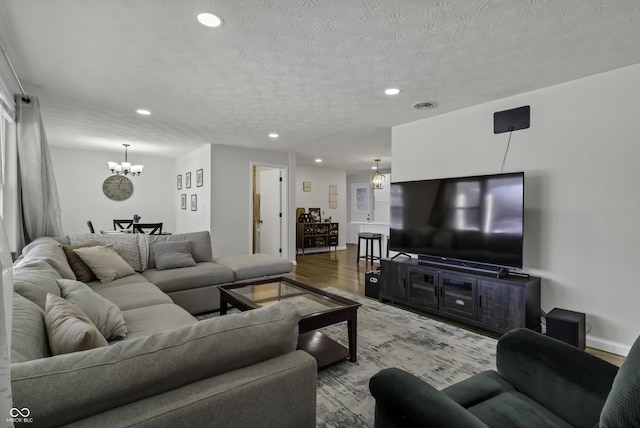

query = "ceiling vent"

[{"left": 414, "top": 102, "right": 437, "bottom": 110}]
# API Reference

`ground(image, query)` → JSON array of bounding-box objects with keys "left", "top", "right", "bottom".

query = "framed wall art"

[
  {"left": 196, "top": 168, "right": 203, "bottom": 187},
  {"left": 309, "top": 207, "right": 321, "bottom": 222},
  {"left": 181, "top": 194, "right": 186, "bottom": 210},
  {"left": 191, "top": 194, "right": 197, "bottom": 211},
  {"left": 186, "top": 172, "right": 192, "bottom": 189},
  {"left": 177, "top": 174, "right": 182, "bottom": 190}
]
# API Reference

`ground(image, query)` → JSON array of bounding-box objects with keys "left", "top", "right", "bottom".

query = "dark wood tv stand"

[{"left": 380, "top": 258, "right": 541, "bottom": 334}]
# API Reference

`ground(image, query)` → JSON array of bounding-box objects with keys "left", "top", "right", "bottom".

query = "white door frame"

[{"left": 249, "top": 162, "right": 289, "bottom": 258}]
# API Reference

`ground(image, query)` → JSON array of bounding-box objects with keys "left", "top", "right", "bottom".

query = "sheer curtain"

[{"left": 15, "top": 95, "right": 63, "bottom": 252}]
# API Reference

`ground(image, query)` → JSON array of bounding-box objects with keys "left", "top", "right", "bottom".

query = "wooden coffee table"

[{"left": 219, "top": 277, "right": 361, "bottom": 369}]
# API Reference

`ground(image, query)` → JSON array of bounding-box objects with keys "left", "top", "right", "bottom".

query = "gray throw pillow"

[
  {"left": 152, "top": 241, "right": 197, "bottom": 270},
  {"left": 57, "top": 279, "right": 128, "bottom": 340},
  {"left": 72, "top": 246, "right": 136, "bottom": 283}
]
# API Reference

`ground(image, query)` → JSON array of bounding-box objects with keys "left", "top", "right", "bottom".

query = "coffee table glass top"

[{"left": 224, "top": 279, "right": 346, "bottom": 316}]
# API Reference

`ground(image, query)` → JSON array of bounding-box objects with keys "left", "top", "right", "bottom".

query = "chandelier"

[
  {"left": 370, "top": 159, "right": 386, "bottom": 189},
  {"left": 108, "top": 144, "right": 144, "bottom": 176}
]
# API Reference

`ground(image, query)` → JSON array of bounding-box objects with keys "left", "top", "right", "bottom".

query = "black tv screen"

[{"left": 390, "top": 172, "right": 524, "bottom": 269}]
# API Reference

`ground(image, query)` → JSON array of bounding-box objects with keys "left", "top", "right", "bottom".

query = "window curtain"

[
  {"left": 15, "top": 95, "right": 63, "bottom": 253},
  {"left": 0, "top": 216, "right": 13, "bottom": 428}
]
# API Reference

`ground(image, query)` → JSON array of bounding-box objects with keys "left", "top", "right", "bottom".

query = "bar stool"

[{"left": 357, "top": 232, "right": 382, "bottom": 264}]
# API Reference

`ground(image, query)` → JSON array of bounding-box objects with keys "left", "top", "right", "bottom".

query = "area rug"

[
  {"left": 198, "top": 290, "right": 497, "bottom": 427},
  {"left": 314, "top": 289, "right": 497, "bottom": 428}
]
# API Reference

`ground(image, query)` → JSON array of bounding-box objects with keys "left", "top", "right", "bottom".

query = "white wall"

[
  {"left": 175, "top": 144, "right": 211, "bottom": 234},
  {"left": 392, "top": 63, "right": 640, "bottom": 355},
  {"left": 210, "top": 144, "right": 292, "bottom": 258},
  {"left": 296, "top": 165, "right": 347, "bottom": 248},
  {"left": 50, "top": 147, "right": 175, "bottom": 235}
]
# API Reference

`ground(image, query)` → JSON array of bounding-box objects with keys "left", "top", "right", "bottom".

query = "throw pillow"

[
  {"left": 44, "top": 293, "right": 109, "bottom": 355},
  {"left": 12, "top": 260, "right": 62, "bottom": 309},
  {"left": 62, "top": 241, "right": 99, "bottom": 283},
  {"left": 152, "top": 240, "right": 197, "bottom": 270},
  {"left": 57, "top": 279, "right": 128, "bottom": 340},
  {"left": 72, "top": 246, "right": 136, "bottom": 284}
]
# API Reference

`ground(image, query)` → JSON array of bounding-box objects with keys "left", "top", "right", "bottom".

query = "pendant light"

[{"left": 370, "top": 159, "right": 386, "bottom": 189}]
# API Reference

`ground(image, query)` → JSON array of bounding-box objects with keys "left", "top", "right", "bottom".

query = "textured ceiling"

[{"left": 1, "top": 0, "right": 639, "bottom": 172}]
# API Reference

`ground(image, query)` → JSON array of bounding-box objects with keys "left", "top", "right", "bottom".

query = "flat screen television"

[{"left": 390, "top": 172, "right": 524, "bottom": 270}]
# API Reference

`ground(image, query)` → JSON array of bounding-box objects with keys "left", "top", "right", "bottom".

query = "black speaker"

[
  {"left": 546, "top": 308, "right": 586, "bottom": 350},
  {"left": 494, "top": 105, "right": 530, "bottom": 134}
]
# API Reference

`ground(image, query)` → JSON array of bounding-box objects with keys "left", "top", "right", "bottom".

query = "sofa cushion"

[
  {"left": 11, "top": 301, "right": 301, "bottom": 425},
  {"left": 91, "top": 281, "right": 173, "bottom": 311},
  {"left": 148, "top": 231, "right": 213, "bottom": 268},
  {"left": 57, "top": 279, "right": 128, "bottom": 340},
  {"left": 15, "top": 241, "right": 76, "bottom": 280},
  {"left": 142, "top": 262, "right": 234, "bottom": 293},
  {"left": 152, "top": 240, "right": 197, "bottom": 270},
  {"left": 73, "top": 246, "right": 136, "bottom": 284},
  {"left": 12, "top": 260, "right": 62, "bottom": 309},
  {"left": 12, "top": 292, "right": 50, "bottom": 362},
  {"left": 215, "top": 254, "right": 293, "bottom": 281},
  {"left": 466, "top": 391, "right": 573, "bottom": 428},
  {"left": 62, "top": 240, "right": 99, "bottom": 282},
  {"left": 44, "top": 293, "right": 109, "bottom": 355},
  {"left": 121, "top": 303, "right": 197, "bottom": 340},
  {"left": 69, "top": 233, "right": 149, "bottom": 272},
  {"left": 86, "top": 272, "right": 149, "bottom": 288},
  {"left": 443, "top": 370, "right": 515, "bottom": 406}
]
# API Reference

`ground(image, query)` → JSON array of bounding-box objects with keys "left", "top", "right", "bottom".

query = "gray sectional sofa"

[{"left": 10, "top": 231, "right": 317, "bottom": 427}]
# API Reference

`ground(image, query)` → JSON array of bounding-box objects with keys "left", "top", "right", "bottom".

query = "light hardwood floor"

[{"left": 292, "top": 245, "right": 625, "bottom": 367}]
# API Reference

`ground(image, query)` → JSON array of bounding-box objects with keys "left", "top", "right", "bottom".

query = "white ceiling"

[{"left": 1, "top": 1, "right": 639, "bottom": 173}]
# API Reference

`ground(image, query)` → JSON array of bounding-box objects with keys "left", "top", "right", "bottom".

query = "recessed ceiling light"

[
  {"left": 371, "top": 166, "right": 377, "bottom": 170},
  {"left": 197, "top": 13, "right": 223, "bottom": 27},
  {"left": 268, "top": 133, "right": 279, "bottom": 138},
  {"left": 315, "top": 159, "right": 322, "bottom": 163},
  {"left": 385, "top": 88, "right": 401, "bottom": 95},
  {"left": 136, "top": 109, "right": 151, "bottom": 115}
]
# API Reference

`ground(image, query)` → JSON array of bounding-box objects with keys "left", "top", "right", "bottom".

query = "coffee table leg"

[
  {"left": 347, "top": 311, "right": 357, "bottom": 362},
  {"left": 219, "top": 295, "right": 227, "bottom": 315}
]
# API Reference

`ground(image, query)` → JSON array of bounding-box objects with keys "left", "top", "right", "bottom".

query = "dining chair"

[
  {"left": 113, "top": 219, "right": 134, "bottom": 230},
  {"left": 132, "top": 223, "right": 163, "bottom": 235},
  {"left": 86, "top": 220, "right": 95, "bottom": 233}
]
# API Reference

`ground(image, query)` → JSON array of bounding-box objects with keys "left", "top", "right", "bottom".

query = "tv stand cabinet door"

[
  {"left": 477, "top": 279, "right": 525, "bottom": 331},
  {"left": 381, "top": 260, "right": 407, "bottom": 302},
  {"left": 407, "top": 266, "right": 439, "bottom": 310},
  {"left": 439, "top": 272, "right": 476, "bottom": 320}
]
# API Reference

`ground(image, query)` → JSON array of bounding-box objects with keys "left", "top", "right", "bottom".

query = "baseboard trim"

[{"left": 587, "top": 336, "right": 631, "bottom": 357}]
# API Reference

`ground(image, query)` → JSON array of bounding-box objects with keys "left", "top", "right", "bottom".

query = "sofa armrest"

[
  {"left": 369, "top": 368, "right": 489, "bottom": 428},
  {"left": 11, "top": 301, "right": 301, "bottom": 427},
  {"left": 497, "top": 328, "right": 619, "bottom": 427}
]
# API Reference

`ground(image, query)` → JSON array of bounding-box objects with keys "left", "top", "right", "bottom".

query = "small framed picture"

[
  {"left": 181, "top": 194, "right": 186, "bottom": 210},
  {"left": 177, "top": 174, "right": 182, "bottom": 190},
  {"left": 186, "top": 172, "right": 192, "bottom": 189},
  {"left": 196, "top": 168, "right": 203, "bottom": 187},
  {"left": 191, "top": 194, "right": 197, "bottom": 211},
  {"left": 309, "top": 207, "right": 321, "bottom": 222}
]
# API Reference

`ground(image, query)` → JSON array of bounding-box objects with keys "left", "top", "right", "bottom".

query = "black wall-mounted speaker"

[
  {"left": 546, "top": 308, "right": 586, "bottom": 350},
  {"left": 494, "top": 105, "right": 530, "bottom": 134}
]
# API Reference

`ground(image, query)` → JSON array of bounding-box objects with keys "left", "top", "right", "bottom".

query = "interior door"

[{"left": 258, "top": 168, "right": 282, "bottom": 257}]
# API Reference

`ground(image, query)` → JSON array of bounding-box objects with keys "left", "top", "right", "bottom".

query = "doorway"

[{"left": 251, "top": 163, "right": 288, "bottom": 258}]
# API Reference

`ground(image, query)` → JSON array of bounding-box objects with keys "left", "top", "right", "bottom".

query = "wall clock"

[{"left": 102, "top": 175, "right": 134, "bottom": 201}]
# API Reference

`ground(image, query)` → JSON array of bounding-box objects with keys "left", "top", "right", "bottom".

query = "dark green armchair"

[{"left": 369, "top": 328, "right": 640, "bottom": 428}]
